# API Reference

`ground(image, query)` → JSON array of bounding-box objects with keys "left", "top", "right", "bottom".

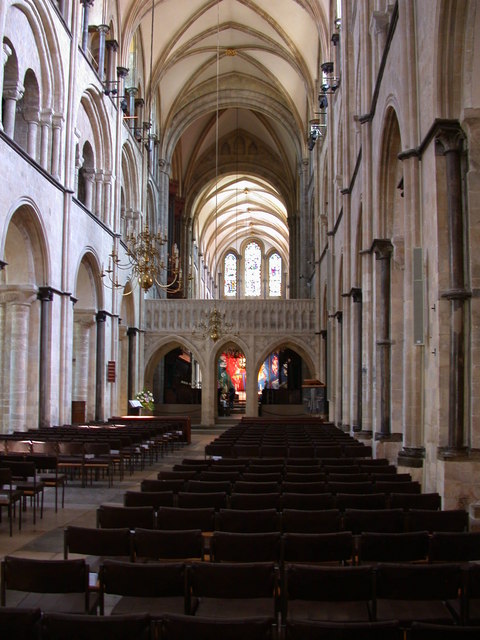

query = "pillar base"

[{"left": 397, "top": 446, "right": 425, "bottom": 468}]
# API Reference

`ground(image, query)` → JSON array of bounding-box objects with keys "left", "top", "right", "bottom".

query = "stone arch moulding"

[
  {"left": 144, "top": 336, "right": 207, "bottom": 387},
  {"left": 254, "top": 337, "right": 319, "bottom": 383},
  {"left": 2, "top": 200, "right": 50, "bottom": 286},
  {"left": 73, "top": 249, "right": 104, "bottom": 311}
]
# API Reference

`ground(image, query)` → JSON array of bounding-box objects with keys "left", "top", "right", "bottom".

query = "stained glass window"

[
  {"left": 244, "top": 241, "right": 261, "bottom": 296},
  {"left": 224, "top": 253, "right": 237, "bottom": 297},
  {"left": 269, "top": 253, "right": 282, "bottom": 297}
]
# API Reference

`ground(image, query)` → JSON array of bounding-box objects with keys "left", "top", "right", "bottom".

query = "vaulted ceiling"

[{"left": 117, "top": 0, "right": 332, "bottom": 275}]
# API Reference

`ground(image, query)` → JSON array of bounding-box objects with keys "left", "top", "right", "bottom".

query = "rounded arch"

[
  {"left": 2, "top": 201, "right": 49, "bottom": 286},
  {"left": 144, "top": 336, "right": 206, "bottom": 386},
  {"left": 254, "top": 337, "right": 317, "bottom": 383},
  {"left": 73, "top": 250, "right": 104, "bottom": 311}
]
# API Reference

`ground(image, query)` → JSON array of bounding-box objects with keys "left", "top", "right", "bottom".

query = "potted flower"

[{"left": 135, "top": 389, "right": 155, "bottom": 413}]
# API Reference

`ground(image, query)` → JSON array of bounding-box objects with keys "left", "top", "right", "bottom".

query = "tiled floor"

[{"left": 0, "top": 428, "right": 217, "bottom": 561}]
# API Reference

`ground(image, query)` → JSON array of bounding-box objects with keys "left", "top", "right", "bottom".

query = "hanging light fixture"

[{"left": 101, "top": 0, "right": 183, "bottom": 294}]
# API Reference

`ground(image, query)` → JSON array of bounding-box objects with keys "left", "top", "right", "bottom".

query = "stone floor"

[{"left": 0, "top": 428, "right": 218, "bottom": 561}]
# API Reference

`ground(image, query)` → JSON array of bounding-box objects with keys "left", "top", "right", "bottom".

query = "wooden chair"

[
  {"left": 156, "top": 506, "right": 215, "bottom": 532},
  {"left": 177, "top": 491, "right": 227, "bottom": 509},
  {"left": 96, "top": 505, "right": 155, "bottom": 529},
  {"left": 428, "top": 531, "right": 480, "bottom": 562},
  {"left": 357, "top": 531, "right": 430, "bottom": 564},
  {"left": 31, "top": 453, "right": 66, "bottom": 513},
  {"left": 281, "top": 531, "right": 355, "bottom": 566},
  {"left": 281, "top": 493, "right": 335, "bottom": 511},
  {"left": 343, "top": 509, "right": 404, "bottom": 534},
  {"left": 215, "top": 508, "right": 281, "bottom": 533},
  {"left": 160, "top": 614, "right": 274, "bottom": 640},
  {"left": 282, "top": 509, "right": 342, "bottom": 533},
  {"left": 0, "top": 467, "right": 22, "bottom": 535},
  {"left": 133, "top": 528, "right": 204, "bottom": 562},
  {"left": 187, "top": 561, "right": 278, "bottom": 619},
  {"left": 0, "top": 556, "right": 97, "bottom": 613},
  {"left": 210, "top": 531, "right": 282, "bottom": 563},
  {"left": 285, "top": 619, "right": 403, "bottom": 640},
  {"left": 41, "top": 612, "right": 152, "bottom": 640},
  {"left": 99, "top": 560, "right": 188, "bottom": 617},
  {"left": 283, "top": 564, "right": 374, "bottom": 623},
  {"left": 335, "top": 493, "right": 388, "bottom": 511},
  {"left": 64, "top": 525, "right": 133, "bottom": 575},
  {"left": 373, "top": 562, "right": 462, "bottom": 626},
  {"left": 389, "top": 492, "right": 441, "bottom": 511},
  {"left": 405, "top": 509, "right": 469, "bottom": 532},
  {"left": 0, "top": 607, "right": 42, "bottom": 640},
  {"left": 409, "top": 622, "right": 480, "bottom": 639},
  {"left": 0, "top": 460, "right": 44, "bottom": 524},
  {"left": 124, "top": 490, "right": 175, "bottom": 509},
  {"left": 230, "top": 492, "right": 282, "bottom": 510}
]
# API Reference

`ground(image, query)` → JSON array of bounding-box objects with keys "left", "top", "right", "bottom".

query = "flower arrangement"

[{"left": 135, "top": 389, "right": 155, "bottom": 411}]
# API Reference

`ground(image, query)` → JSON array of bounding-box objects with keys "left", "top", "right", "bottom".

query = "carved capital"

[{"left": 371, "top": 238, "right": 393, "bottom": 260}]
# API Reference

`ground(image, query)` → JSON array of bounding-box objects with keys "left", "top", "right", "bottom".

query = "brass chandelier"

[
  {"left": 101, "top": 225, "right": 182, "bottom": 294},
  {"left": 194, "top": 304, "right": 234, "bottom": 342},
  {"left": 101, "top": 0, "right": 183, "bottom": 295}
]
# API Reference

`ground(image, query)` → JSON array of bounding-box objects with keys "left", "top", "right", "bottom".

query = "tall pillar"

[
  {"left": 2, "top": 82, "right": 24, "bottom": 138},
  {"left": 80, "top": 0, "right": 94, "bottom": 53},
  {"left": 127, "top": 327, "right": 138, "bottom": 411},
  {"left": 83, "top": 170, "right": 95, "bottom": 211},
  {"left": 96, "top": 24, "right": 109, "bottom": 82},
  {"left": 437, "top": 127, "right": 470, "bottom": 455},
  {"left": 39, "top": 109, "right": 52, "bottom": 170},
  {"left": 351, "top": 287, "right": 363, "bottom": 431},
  {"left": 1, "top": 287, "right": 37, "bottom": 432},
  {"left": 24, "top": 107, "right": 40, "bottom": 159},
  {"left": 38, "top": 287, "right": 53, "bottom": 429},
  {"left": 95, "top": 311, "right": 107, "bottom": 421},
  {"left": 94, "top": 170, "right": 104, "bottom": 218},
  {"left": 51, "top": 115, "right": 64, "bottom": 180},
  {"left": 372, "top": 239, "right": 393, "bottom": 436},
  {"left": 105, "top": 40, "right": 119, "bottom": 92},
  {"left": 0, "top": 43, "right": 13, "bottom": 131},
  {"left": 73, "top": 311, "right": 95, "bottom": 402},
  {"left": 125, "top": 87, "right": 138, "bottom": 123}
]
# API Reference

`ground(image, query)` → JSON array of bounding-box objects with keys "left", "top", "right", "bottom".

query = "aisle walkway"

[{"left": 0, "top": 429, "right": 215, "bottom": 560}]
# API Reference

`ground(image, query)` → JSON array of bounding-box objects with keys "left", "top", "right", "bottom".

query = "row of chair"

[
  {"left": 3, "top": 556, "right": 480, "bottom": 627},
  {"left": 143, "top": 478, "right": 423, "bottom": 496},
  {"left": 4, "top": 610, "right": 480, "bottom": 640},
  {"left": 130, "top": 487, "right": 442, "bottom": 511},
  {"left": 64, "top": 523, "right": 480, "bottom": 565},
  {"left": 96, "top": 504, "right": 469, "bottom": 534},
  {"left": 205, "top": 443, "right": 373, "bottom": 458}
]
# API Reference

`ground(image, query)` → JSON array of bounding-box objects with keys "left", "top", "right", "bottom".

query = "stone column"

[
  {"left": 95, "top": 310, "right": 107, "bottom": 421},
  {"left": 372, "top": 239, "right": 393, "bottom": 436},
  {"left": 80, "top": 0, "right": 95, "bottom": 53},
  {"left": 351, "top": 287, "right": 363, "bottom": 431},
  {"left": 38, "top": 287, "right": 53, "bottom": 429},
  {"left": 1, "top": 287, "right": 37, "bottom": 432},
  {"left": 105, "top": 40, "right": 119, "bottom": 92},
  {"left": 3, "top": 81, "right": 24, "bottom": 138},
  {"left": 83, "top": 170, "right": 95, "bottom": 211},
  {"left": 96, "top": 24, "right": 109, "bottom": 82},
  {"left": 39, "top": 109, "right": 52, "bottom": 171},
  {"left": 125, "top": 87, "right": 138, "bottom": 122},
  {"left": 0, "top": 43, "right": 13, "bottom": 131},
  {"left": 103, "top": 172, "right": 112, "bottom": 226},
  {"left": 437, "top": 127, "right": 470, "bottom": 455},
  {"left": 51, "top": 114, "right": 63, "bottom": 181},
  {"left": 127, "top": 327, "right": 138, "bottom": 411},
  {"left": 94, "top": 170, "right": 104, "bottom": 218},
  {"left": 73, "top": 311, "right": 95, "bottom": 402},
  {"left": 24, "top": 107, "right": 40, "bottom": 160}
]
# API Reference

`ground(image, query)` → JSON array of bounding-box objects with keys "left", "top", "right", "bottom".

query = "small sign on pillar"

[{"left": 107, "top": 360, "right": 116, "bottom": 382}]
